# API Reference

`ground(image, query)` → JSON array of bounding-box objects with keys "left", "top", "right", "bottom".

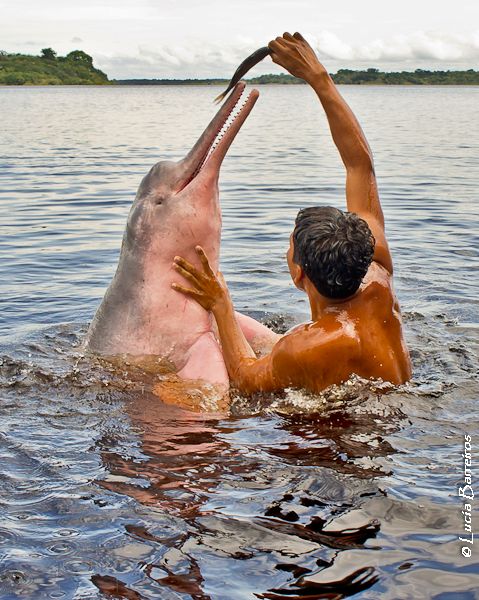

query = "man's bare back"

[
  {"left": 269, "top": 262, "right": 411, "bottom": 393},
  {"left": 171, "top": 31, "right": 411, "bottom": 396}
]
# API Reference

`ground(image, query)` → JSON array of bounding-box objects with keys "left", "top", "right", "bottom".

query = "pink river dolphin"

[{"left": 84, "top": 82, "right": 277, "bottom": 388}]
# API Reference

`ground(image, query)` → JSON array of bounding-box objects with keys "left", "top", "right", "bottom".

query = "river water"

[{"left": 1, "top": 84, "right": 478, "bottom": 599}]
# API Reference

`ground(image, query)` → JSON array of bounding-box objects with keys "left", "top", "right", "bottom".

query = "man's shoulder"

[
  {"left": 363, "top": 260, "right": 393, "bottom": 286},
  {"left": 360, "top": 261, "right": 397, "bottom": 312}
]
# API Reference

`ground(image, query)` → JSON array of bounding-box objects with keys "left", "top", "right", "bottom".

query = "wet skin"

[{"left": 172, "top": 32, "right": 412, "bottom": 395}]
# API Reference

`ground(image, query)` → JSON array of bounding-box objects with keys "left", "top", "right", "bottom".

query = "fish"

[{"left": 214, "top": 46, "right": 271, "bottom": 104}]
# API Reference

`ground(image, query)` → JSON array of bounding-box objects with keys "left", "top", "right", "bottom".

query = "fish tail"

[
  {"left": 213, "top": 46, "right": 271, "bottom": 103},
  {"left": 213, "top": 91, "right": 227, "bottom": 104}
]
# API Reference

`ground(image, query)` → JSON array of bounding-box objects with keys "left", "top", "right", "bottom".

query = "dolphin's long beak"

[{"left": 177, "top": 81, "right": 259, "bottom": 191}]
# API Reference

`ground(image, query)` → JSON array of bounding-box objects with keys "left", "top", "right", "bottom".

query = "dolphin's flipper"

[
  {"left": 152, "top": 332, "right": 229, "bottom": 412},
  {"left": 234, "top": 311, "right": 281, "bottom": 356},
  {"left": 177, "top": 331, "right": 229, "bottom": 386}
]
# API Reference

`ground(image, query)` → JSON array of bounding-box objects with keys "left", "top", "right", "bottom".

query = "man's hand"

[
  {"left": 172, "top": 246, "right": 229, "bottom": 312},
  {"left": 268, "top": 32, "right": 325, "bottom": 83}
]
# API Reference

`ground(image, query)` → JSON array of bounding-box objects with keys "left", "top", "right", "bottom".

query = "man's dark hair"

[{"left": 293, "top": 206, "right": 375, "bottom": 299}]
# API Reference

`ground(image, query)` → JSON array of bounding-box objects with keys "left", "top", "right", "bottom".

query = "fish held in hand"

[{"left": 214, "top": 46, "right": 271, "bottom": 104}]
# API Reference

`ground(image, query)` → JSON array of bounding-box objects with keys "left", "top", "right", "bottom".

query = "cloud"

[
  {"left": 95, "top": 30, "right": 479, "bottom": 79},
  {"left": 97, "top": 37, "right": 272, "bottom": 78},
  {"left": 71, "top": 37, "right": 83, "bottom": 43},
  {"left": 314, "top": 30, "right": 479, "bottom": 64}
]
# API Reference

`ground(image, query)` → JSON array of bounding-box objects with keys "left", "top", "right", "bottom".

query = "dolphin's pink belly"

[{"left": 88, "top": 291, "right": 206, "bottom": 350}]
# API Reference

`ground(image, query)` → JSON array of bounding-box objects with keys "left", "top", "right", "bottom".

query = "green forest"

[
  {"left": 1, "top": 49, "right": 478, "bottom": 86},
  {"left": 331, "top": 68, "right": 479, "bottom": 85},
  {"left": 0, "top": 49, "right": 109, "bottom": 85}
]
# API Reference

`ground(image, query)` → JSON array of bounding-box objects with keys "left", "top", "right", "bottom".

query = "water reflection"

[
  {"left": 0, "top": 314, "right": 477, "bottom": 597},
  {"left": 91, "top": 383, "right": 401, "bottom": 598}
]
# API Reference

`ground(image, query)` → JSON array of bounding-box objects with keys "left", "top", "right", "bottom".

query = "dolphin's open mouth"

[
  {"left": 178, "top": 82, "right": 259, "bottom": 192},
  {"left": 203, "top": 89, "right": 254, "bottom": 165}
]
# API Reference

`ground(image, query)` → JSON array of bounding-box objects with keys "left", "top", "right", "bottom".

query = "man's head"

[{"left": 287, "top": 206, "right": 375, "bottom": 299}]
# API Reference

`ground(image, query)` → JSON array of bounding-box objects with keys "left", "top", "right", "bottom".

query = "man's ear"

[{"left": 292, "top": 263, "right": 305, "bottom": 290}]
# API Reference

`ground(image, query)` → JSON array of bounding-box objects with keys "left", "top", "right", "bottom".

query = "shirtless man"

[{"left": 171, "top": 32, "right": 411, "bottom": 395}]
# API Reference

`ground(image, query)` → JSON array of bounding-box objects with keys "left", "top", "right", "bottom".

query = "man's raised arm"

[{"left": 268, "top": 32, "right": 393, "bottom": 274}]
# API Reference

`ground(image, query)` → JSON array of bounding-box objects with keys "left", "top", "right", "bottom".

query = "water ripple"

[{"left": 0, "top": 85, "right": 478, "bottom": 598}]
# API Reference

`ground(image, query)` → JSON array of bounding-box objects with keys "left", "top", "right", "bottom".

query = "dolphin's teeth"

[{"left": 202, "top": 89, "right": 253, "bottom": 164}]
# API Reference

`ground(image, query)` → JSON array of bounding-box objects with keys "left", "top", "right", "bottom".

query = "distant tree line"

[
  {"left": 0, "top": 49, "right": 109, "bottom": 85},
  {"left": 331, "top": 67, "right": 479, "bottom": 85},
  {"left": 115, "top": 69, "right": 479, "bottom": 86},
  {"left": 114, "top": 78, "right": 228, "bottom": 86}
]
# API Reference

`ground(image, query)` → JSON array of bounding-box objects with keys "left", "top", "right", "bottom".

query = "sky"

[{"left": 1, "top": 0, "right": 478, "bottom": 78}]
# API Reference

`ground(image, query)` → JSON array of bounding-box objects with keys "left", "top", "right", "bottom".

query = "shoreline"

[{"left": 2, "top": 82, "right": 479, "bottom": 87}]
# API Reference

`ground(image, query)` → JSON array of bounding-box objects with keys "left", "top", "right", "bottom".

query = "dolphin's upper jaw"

[{"left": 176, "top": 82, "right": 259, "bottom": 194}]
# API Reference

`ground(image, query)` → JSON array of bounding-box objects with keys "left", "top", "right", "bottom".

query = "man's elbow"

[
  {"left": 230, "top": 360, "right": 258, "bottom": 396},
  {"left": 230, "top": 360, "right": 275, "bottom": 396},
  {"left": 231, "top": 372, "right": 257, "bottom": 396}
]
